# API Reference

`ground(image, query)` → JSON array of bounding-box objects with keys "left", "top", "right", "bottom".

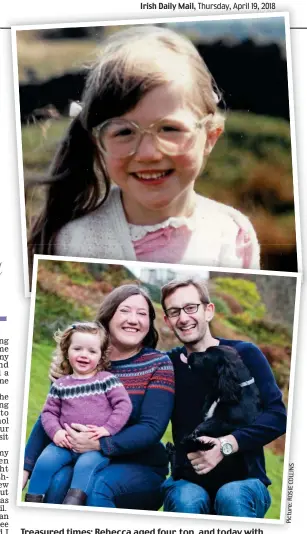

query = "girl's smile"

[
  {"left": 68, "top": 332, "right": 101, "bottom": 378},
  {"left": 130, "top": 169, "right": 174, "bottom": 185}
]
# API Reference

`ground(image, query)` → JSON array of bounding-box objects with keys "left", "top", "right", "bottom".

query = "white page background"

[{"left": 1, "top": 1, "right": 306, "bottom": 532}]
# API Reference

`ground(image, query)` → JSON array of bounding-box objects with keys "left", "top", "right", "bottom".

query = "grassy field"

[
  {"left": 17, "top": 32, "right": 100, "bottom": 82},
  {"left": 16, "top": 28, "right": 130, "bottom": 82},
  {"left": 23, "top": 339, "right": 284, "bottom": 519}
]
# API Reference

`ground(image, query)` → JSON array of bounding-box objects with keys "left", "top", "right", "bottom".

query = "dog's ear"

[{"left": 217, "top": 355, "right": 241, "bottom": 403}]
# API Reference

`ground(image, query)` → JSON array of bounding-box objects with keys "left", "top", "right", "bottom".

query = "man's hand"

[
  {"left": 22, "top": 470, "right": 29, "bottom": 490},
  {"left": 187, "top": 435, "right": 239, "bottom": 476},
  {"left": 53, "top": 428, "right": 71, "bottom": 449},
  {"left": 64, "top": 423, "right": 101, "bottom": 453},
  {"left": 86, "top": 425, "right": 111, "bottom": 440},
  {"left": 187, "top": 436, "right": 223, "bottom": 475}
]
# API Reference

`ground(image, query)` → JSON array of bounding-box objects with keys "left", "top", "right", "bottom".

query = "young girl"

[
  {"left": 28, "top": 25, "right": 260, "bottom": 269},
  {"left": 23, "top": 322, "right": 132, "bottom": 506}
]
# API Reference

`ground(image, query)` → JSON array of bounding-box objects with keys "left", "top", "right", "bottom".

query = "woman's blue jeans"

[
  {"left": 28, "top": 443, "right": 109, "bottom": 497},
  {"left": 44, "top": 461, "right": 165, "bottom": 510},
  {"left": 162, "top": 477, "right": 272, "bottom": 517}
]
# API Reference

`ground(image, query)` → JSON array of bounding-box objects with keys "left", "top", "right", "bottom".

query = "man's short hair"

[{"left": 161, "top": 277, "right": 211, "bottom": 313}]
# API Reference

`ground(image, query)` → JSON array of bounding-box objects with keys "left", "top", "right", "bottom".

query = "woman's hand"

[
  {"left": 86, "top": 425, "right": 111, "bottom": 440},
  {"left": 53, "top": 428, "right": 71, "bottom": 449},
  {"left": 64, "top": 423, "right": 101, "bottom": 453},
  {"left": 22, "top": 470, "right": 29, "bottom": 490}
]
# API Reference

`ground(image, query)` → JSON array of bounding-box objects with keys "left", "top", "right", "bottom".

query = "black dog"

[{"left": 172, "top": 345, "right": 262, "bottom": 496}]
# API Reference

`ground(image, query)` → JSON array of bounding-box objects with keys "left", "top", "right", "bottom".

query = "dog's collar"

[
  {"left": 240, "top": 377, "right": 255, "bottom": 387},
  {"left": 181, "top": 352, "right": 256, "bottom": 389},
  {"left": 180, "top": 353, "right": 188, "bottom": 364},
  {"left": 205, "top": 377, "right": 255, "bottom": 421}
]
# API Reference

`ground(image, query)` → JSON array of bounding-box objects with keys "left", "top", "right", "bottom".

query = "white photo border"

[
  {"left": 17, "top": 253, "right": 302, "bottom": 525},
  {"left": 10, "top": 12, "right": 302, "bottom": 296}
]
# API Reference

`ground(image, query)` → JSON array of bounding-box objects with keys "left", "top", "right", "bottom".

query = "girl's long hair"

[
  {"left": 28, "top": 25, "right": 223, "bottom": 258},
  {"left": 29, "top": 118, "right": 107, "bottom": 255}
]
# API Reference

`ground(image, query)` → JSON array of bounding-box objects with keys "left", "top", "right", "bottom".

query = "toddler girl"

[
  {"left": 29, "top": 25, "right": 260, "bottom": 269},
  {"left": 23, "top": 322, "right": 132, "bottom": 506}
]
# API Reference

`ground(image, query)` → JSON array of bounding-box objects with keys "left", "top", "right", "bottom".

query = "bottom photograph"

[{"left": 20, "top": 256, "right": 300, "bottom": 523}]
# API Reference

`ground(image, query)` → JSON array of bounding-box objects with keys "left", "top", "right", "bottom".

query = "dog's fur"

[{"left": 172, "top": 345, "right": 262, "bottom": 496}]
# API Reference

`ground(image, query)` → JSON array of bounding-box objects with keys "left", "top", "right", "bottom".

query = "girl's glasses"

[{"left": 93, "top": 115, "right": 212, "bottom": 158}]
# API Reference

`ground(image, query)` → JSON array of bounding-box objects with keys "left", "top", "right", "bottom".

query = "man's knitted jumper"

[
  {"left": 169, "top": 339, "right": 287, "bottom": 487},
  {"left": 41, "top": 371, "right": 132, "bottom": 440},
  {"left": 25, "top": 349, "right": 175, "bottom": 474},
  {"left": 55, "top": 187, "right": 260, "bottom": 269}
]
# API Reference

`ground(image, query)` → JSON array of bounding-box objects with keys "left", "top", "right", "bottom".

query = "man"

[{"left": 160, "top": 277, "right": 287, "bottom": 517}]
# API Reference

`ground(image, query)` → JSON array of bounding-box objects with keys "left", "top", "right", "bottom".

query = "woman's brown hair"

[{"left": 96, "top": 284, "right": 159, "bottom": 349}]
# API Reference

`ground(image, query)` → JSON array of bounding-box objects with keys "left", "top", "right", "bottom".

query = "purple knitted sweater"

[{"left": 41, "top": 371, "right": 132, "bottom": 440}]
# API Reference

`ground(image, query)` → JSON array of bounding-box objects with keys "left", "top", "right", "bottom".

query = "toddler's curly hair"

[{"left": 53, "top": 321, "right": 110, "bottom": 375}]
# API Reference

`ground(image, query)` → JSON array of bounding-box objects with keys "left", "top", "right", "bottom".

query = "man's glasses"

[
  {"left": 93, "top": 115, "right": 212, "bottom": 158},
  {"left": 165, "top": 303, "right": 205, "bottom": 318}
]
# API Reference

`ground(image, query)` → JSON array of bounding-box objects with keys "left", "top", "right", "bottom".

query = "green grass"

[
  {"left": 33, "top": 289, "right": 93, "bottom": 344},
  {"left": 22, "top": 119, "right": 69, "bottom": 176},
  {"left": 58, "top": 262, "right": 95, "bottom": 286},
  {"left": 17, "top": 34, "right": 97, "bottom": 81},
  {"left": 26, "top": 342, "right": 52, "bottom": 437},
  {"left": 264, "top": 449, "right": 284, "bottom": 519},
  {"left": 226, "top": 316, "right": 291, "bottom": 346}
]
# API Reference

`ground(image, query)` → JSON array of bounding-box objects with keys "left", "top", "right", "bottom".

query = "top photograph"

[{"left": 12, "top": 13, "right": 299, "bottom": 290}]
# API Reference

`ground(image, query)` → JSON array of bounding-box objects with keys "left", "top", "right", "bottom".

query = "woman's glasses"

[
  {"left": 93, "top": 115, "right": 212, "bottom": 158},
  {"left": 165, "top": 303, "right": 204, "bottom": 318}
]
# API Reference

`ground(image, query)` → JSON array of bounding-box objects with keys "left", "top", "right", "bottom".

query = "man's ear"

[
  {"left": 164, "top": 314, "right": 171, "bottom": 328},
  {"left": 204, "top": 126, "right": 223, "bottom": 156},
  {"left": 205, "top": 302, "right": 215, "bottom": 323}
]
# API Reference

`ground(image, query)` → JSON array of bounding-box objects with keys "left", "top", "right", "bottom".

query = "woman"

[{"left": 24, "top": 285, "right": 175, "bottom": 509}]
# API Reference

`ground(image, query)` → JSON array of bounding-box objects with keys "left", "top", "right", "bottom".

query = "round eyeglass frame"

[{"left": 92, "top": 114, "right": 213, "bottom": 158}]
